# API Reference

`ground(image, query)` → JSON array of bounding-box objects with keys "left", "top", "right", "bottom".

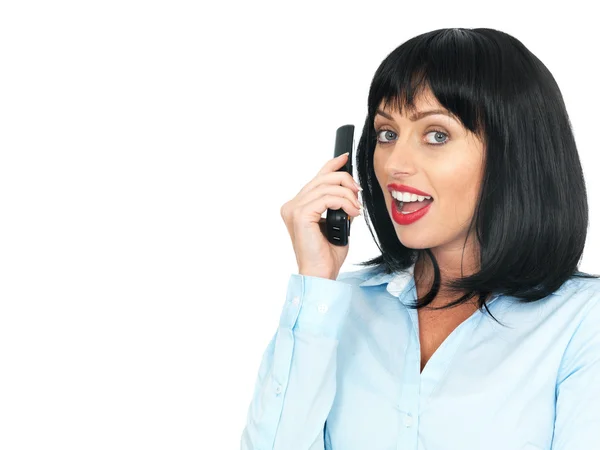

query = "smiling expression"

[{"left": 372, "top": 87, "right": 486, "bottom": 252}]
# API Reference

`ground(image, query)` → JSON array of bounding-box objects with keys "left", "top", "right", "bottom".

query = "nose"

[{"left": 383, "top": 141, "right": 418, "bottom": 178}]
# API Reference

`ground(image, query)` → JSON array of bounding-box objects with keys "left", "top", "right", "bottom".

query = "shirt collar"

[
  {"left": 359, "top": 263, "right": 509, "bottom": 306},
  {"left": 358, "top": 262, "right": 577, "bottom": 306},
  {"left": 359, "top": 263, "right": 417, "bottom": 303}
]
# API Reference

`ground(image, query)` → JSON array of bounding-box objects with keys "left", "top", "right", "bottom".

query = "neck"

[{"left": 413, "top": 254, "right": 487, "bottom": 308}]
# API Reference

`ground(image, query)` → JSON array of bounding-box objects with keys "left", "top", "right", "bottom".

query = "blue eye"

[
  {"left": 375, "top": 128, "right": 450, "bottom": 146},
  {"left": 425, "top": 130, "right": 450, "bottom": 146},
  {"left": 375, "top": 129, "right": 397, "bottom": 144}
]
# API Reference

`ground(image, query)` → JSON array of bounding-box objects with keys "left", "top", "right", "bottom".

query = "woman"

[{"left": 240, "top": 27, "right": 600, "bottom": 450}]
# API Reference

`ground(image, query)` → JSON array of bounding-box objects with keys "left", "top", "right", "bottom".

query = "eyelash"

[{"left": 374, "top": 128, "right": 450, "bottom": 146}]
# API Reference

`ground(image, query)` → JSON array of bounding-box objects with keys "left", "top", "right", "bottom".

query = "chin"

[{"left": 397, "top": 236, "right": 432, "bottom": 250}]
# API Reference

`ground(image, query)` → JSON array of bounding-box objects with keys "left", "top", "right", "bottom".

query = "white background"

[{"left": 1, "top": 1, "right": 598, "bottom": 449}]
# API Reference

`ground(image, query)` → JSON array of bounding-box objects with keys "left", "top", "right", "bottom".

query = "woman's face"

[{"left": 373, "top": 88, "right": 485, "bottom": 258}]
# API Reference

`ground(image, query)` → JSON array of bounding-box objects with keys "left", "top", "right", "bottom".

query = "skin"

[{"left": 372, "top": 87, "right": 487, "bottom": 308}]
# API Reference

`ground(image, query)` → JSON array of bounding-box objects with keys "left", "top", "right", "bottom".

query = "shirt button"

[
  {"left": 317, "top": 304, "right": 328, "bottom": 314},
  {"left": 291, "top": 296, "right": 300, "bottom": 305},
  {"left": 403, "top": 414, "right": 413, "bottom": 427},
  {"left": 275, "top": 384, "right": 282, "bottom": 394}
]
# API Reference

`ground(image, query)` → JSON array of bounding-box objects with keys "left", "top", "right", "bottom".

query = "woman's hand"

[{"left": 280, "top": 153, "right": 362, "bottom": 280}]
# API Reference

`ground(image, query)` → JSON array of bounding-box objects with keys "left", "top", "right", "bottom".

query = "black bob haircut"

[{"left": 354, "top": 27, "right": 599, "bottom": 323}]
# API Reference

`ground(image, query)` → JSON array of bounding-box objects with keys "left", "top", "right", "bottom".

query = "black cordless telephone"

[{"left": 326, "top": 124, "right": 354, "bottom": 246}]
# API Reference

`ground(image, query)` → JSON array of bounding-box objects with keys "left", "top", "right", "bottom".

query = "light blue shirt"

[{"left": 240, "top": 263, "right": 600, "bottom": 450}]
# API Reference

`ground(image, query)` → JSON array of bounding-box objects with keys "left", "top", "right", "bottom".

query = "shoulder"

[
  {"left": 554, "top": 274, "right": 600, "bottom": 306},
  {"left": 569, "top": 275, "right": 600, "bottom": 320},
  {"left": 553, "top": 275, "right": 600, "bottom": 385},
  {"left": 548, "top": 275, "right": 600, "bottom": 359},
  {"left": 568, "top": 273, "right": 600, "bottom": 292}
]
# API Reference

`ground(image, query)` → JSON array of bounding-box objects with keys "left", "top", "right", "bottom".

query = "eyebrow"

[{"left": 375, "top": 108, "right": 456, "bottom": 122}]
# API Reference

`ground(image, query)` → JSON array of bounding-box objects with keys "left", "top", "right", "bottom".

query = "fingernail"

[
  {"left": 354, "top": 182, "right": 363, "bottom": 191},
  {"left": 339, "top": 152, "right": 349, "bottom": 158},
  {"left": 358, "top": 206, "right": 364, "bottom": 215}
]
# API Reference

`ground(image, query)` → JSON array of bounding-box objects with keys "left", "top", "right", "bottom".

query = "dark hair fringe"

[{"left": 353, "top": 27, "right": 599, "bottom": 326}]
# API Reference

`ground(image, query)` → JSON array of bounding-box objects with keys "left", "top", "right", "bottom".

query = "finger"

[
  {"left": 317, "top": 152, "right": 349, "bottom": 176},
  {"left": 296, "top": 185, "right": 362, "bottom": 211},
  {"left": 294, "top": 154, "right": 359, "bottom": 201},
  {"left": 302, "top": 171, "right": 361, "bottom": 201},
  {"left": 323, "top": 171, "right": 361, "bottom": 193},
  {"left": 298, "top": 195, "right": 361, "bottom": 226}
]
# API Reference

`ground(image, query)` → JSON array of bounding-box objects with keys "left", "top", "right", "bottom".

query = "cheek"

[
  {"left": 372, "top": 150, "right": 385, "bottom": 184},
  {"left": 436, "top": 159, "right": 482, "bottom": 217}
]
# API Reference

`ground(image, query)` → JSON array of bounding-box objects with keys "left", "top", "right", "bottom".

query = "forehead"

[{"left": 376, "top": 89, "right": 446, "bottom": 116}]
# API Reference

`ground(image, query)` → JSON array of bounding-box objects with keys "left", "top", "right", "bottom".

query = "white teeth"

[{"left": 391, "top": 191, "right": 432, "bottom": 202}]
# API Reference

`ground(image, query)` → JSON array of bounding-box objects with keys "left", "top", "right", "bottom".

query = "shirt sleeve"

[
  {"left": 551, "top": 296, "right": 600, "bottom": 449},
  {"left": 240, "top": 272, "right": 353, "bottom": 450}
]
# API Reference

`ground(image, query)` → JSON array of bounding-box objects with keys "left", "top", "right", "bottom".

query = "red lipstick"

[
  {"left": 387, "top": 183, "right": 434, "bottom": 225},
  {"left": 386, "top": 184, "right": 432, "bottom": 197},
  {"left": 391, "top": 198, "right": 433, "bottom": 225}
]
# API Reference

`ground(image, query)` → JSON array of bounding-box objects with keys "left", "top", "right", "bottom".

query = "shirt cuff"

[{"left": 278, "top": 273, "right": 353, "bottom": 339}]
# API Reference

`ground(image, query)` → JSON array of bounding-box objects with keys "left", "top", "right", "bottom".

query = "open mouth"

[{"left": 394, "top": 197, "right": 434, "bottom": 214}]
